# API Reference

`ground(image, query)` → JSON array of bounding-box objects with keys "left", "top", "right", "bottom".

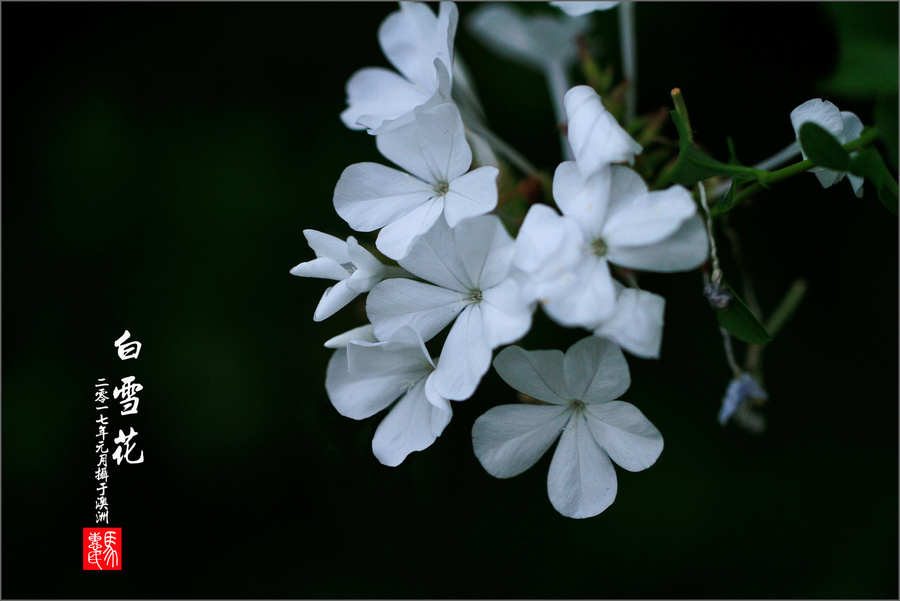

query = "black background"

[{"left": 3, "top": 2, "right": 897, "bottom": 598}]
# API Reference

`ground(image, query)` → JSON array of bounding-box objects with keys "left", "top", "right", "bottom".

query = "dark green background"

[{"left": 3, "top": 2, "right": 897, "bottom": 598}]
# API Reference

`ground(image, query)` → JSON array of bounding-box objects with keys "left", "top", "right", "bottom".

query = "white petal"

[
  {"left": 367, "top": 278, "right": 468, "bottom": 342},
  {"left": 376, "top": 103, "right": 472, "bottom": 184},
  {"left": 378, "top": 2, "right": 457, "bottom": 92},
  {"left": 303, "top": 230, "right": 351, "bottom": 263},
  {"left": 542, "top": 255, "right": 618, "bottom": 327},
  {"left": 790, "top": 98, "right": 845, "bottom": 157},
  {"left": 547, "top": 413, "right": 618, "bottom": 518},
  {"left": 313, "top": 280, "right": 361, "bottom": 322},
  {"left": 290, "top": 256, "right": 349, "bottom": 281},
  {"left": 606, "top": 213, "right": 708, "bottom": 272},
  {"left": 492, "top": 345, "right": 571, "bottom": 404},
  {"left": 585, "top": 401, "right": 663, "bottom": 472},
  {"left": 563, "top": 336, "right": 630, "bottom": 404},
  {"left": 398, "top": 214, "right": 472, "bottom": 291},
  {"left": 467, "top": 4, "right": 589, "bottom": 70},
  {"left": 333, "top": 162, "right": 435, "bottom": 232},
  {"left": 375, "top": 196, "right": 445, "bottom": 261},
  {"left": 551, "top": 1, "right": 620, "bottom": 16},
  {"left": 565, "top": 85, "right": 642, "bottom": 175},
  {"left": 552, "top": 161, "right": 612, "bottom": 238},
  {"left": 813, "top": 167, "right": 843, "bottom": 189},
  {"left": 480, "top": 279, "right": 533, "bottom": 347},
  {"left": 325, "top": 348, "right": 406, "bottom": 420},
  {"left": 340, "top": 67, "right": 432, "bottom": 132},
  {"left": 443, "top": 166, "right": 499, "bottom": 227},
  {"left": 593, "top": 289, "right": 665, "bottom": 359},
  {"left": 848, "top": 173, "right": 865, "bottom": 198},
  {"left": 602, "top": 184, "right": 696, "bottom": 248},
  {"left": 514, "top": 203, "right": 568, "bottom": 274},
  {"left": 372, "top": 378, "right": 452, "bottom": 467},
  {"left": 472, "top": 404, "right": 572, "bottom": 477},
  {"left": 324, "top": 324, "right": 377, "bottom": 349},
  {"left": 345, "top": 237, "right": 385, "bottom": 275},
  {"left": 433, "top": 305, "right": 491, "bottom": 400},
  {"left": 454, "top": 214, "right": 515, "bottom": 289},
  {"left": 346, "top": 338, "right": 431, "bottom": 380},
  {"left": 840, "top": 111, "right": 864, "bottom": 144}
]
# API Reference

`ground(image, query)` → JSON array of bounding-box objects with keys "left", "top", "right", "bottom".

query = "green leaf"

[
  {"left": 716, "top": 281, "right": 771, "bottom": 344},
  {"left": 798, "top": 122, "right": 851, "bottom": 171},
  {"left": 847, "top": 147, "right": 899, "bottom": 215},
  {"left": 670, "top": 111, "right": 762, "bottom": 186},
  {"left": 718, "top": 178, "right": 737, "bottom": 212}
]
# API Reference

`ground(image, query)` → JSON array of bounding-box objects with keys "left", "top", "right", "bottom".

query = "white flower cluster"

[{"left": 291, "top": 2, "right": 708, "bottom": 518}]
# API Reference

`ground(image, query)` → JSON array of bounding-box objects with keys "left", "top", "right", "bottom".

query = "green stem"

[{"left": 717, "top": 127, "right": 882, "bottom": 213}]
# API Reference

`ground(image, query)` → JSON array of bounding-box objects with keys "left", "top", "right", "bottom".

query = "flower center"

[
  {"left": 591, "top": 237, "right": 609, "bottom": 257},
  {"left": 570, "top": 399, "right": 585, "bottom": 410},
  {"left": 435, "top": 181, "right": 450, "bottom": 196},
  {"left": 470, "top": 289, "right": 483, "bottom": 303}
]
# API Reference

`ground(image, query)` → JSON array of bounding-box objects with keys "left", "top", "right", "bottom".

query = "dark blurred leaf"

[
  {"left": 819, "top": 3, "right": 899, "bottom": 99},
  {"left": 798, "top": 122, "right": 850, "bottom": 171},
  {"left": 875, "top": 92, "right": 899, "bottom": 169},
  {"left": 716, "top": 281, "right": 771, "bottom": 344},
  {"left": 848, "top": 147, "right": 899, "bottom": 215}
]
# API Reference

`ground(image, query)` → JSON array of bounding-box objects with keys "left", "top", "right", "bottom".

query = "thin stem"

[
  {"left": 544, "top": 62, "right": 573, "bottom": 161},
  {"left": 713, "top": 141, "right": 801, "bottom": 198},
  {"left": 697, "top": 183, "right": 721, "bottom": 284},
  {"left": 465, "top": 121, "right": 540, "bottom": 177},
  {"left": 618, "top": 2, "right": 637, "bottom": 124}
]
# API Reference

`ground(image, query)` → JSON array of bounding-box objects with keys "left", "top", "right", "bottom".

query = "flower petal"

[
  {"left": 542, "top": 255, "right": 618, "bottom": 327},
  {"left": 472, "top": 403, "right": 572, "bottom": 477},
  {"left": 303, "top": 230, "right": 351, "bottom": 263},
  {"left": 563, "top": 336, "right": 630, "bottom": 404},
  {"left": 547, "top": 413, "right": 618, "bottom": 518},
  {"left": 443, "top": 166, "right": 499, "bottom": 227},
  {"left": 340, "top": 67, "right": 433, "bottom": 132},
  {"left": 378, "top": 2, "right": 457, "bottom": 92},
  {"left": 376, "top": 102, "right": 472, "bottom": 184},
  {"left": 333, "top": 162, "right": 435, "bottom": 232},
  {"left": 790, "top": 98, "right": 845, "bottom": 153},
  {"left": 367, "top": 278, "right": 468, "bottom": 342},
  {"left": 606, "top": 214, "right": 708, "bottom": 272},
  {"left": 585, "top": 401, "right": 663, "bottom": 472},
  {"left": 325, "top": 348, "right": 406, "bottom": 420},
  {"left": 398, "top": 214, "right": 472, "bottom": 290},
  {"left": 552, "top": 161, "right": 611, "bottom": 238},
  {"left": 375, "top": 196, "right": 445, "bottom": 261},
  {"left": 593, "top": 288, "right": 665, "bottom": 359},
  {"left": 480, "top": 279, "right": 533, "bottom": 347},
  {"left": 565, "top": 85, "right": 642, "bottom": 175},
  {"left": 371, "top": 378, "right": 453, "bottom": 467},
  {"left": 454, "top": 214, "right": 515, "bottom": 289},
  {"left": 492, "top": 345, "right": 571, "bottom": 404},
  {"left": 433, "top": 304, "right": 491, "bottom": 400},
  {"left": 313, "top": 280, "right": 361, "bottom": 322},
  {"left": 324, "top": 324, "right": 377, "bottom": 349},
  {"left": 290, "top": 256, "right": 349, "bottom": 281},
  {"left": 602, "top": 183, "right": 696, "bottom": 248}
]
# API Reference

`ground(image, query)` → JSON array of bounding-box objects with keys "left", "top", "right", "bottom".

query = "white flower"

[
  {"left": 467, "top": 4, "right": 590, "bottom": 74},
  {"left": 326, "top": 325, "right": 452, "bottom": 467},
  {"left": 472, "top": 336, "right": 663, "bottom": 519},
  {"left": 515, "top": 163, "right": 707, "bottom": 328},
  {"left": 290, "top": 230, "right": 405, "bottom": 322},
  {"left": 551, "top": 1, "right": 621, "bottom": 16},
  {"left": 334, "top": 102, "right": 499, "bottom": 261},
  {"left": 341, "top": 2, "right": 458, "bottom": 133},
  {"left": 592, "top": 285, "right": 665, "bottom": 359},
  {"left": 565, "top": 85, "right": 642, "bottom": 176},
  {"left": 367, "top": 214, "right": 533, "bottom": 401},
  {"left": 790, "top": 98, "right": 864, "bottom": 197}
]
